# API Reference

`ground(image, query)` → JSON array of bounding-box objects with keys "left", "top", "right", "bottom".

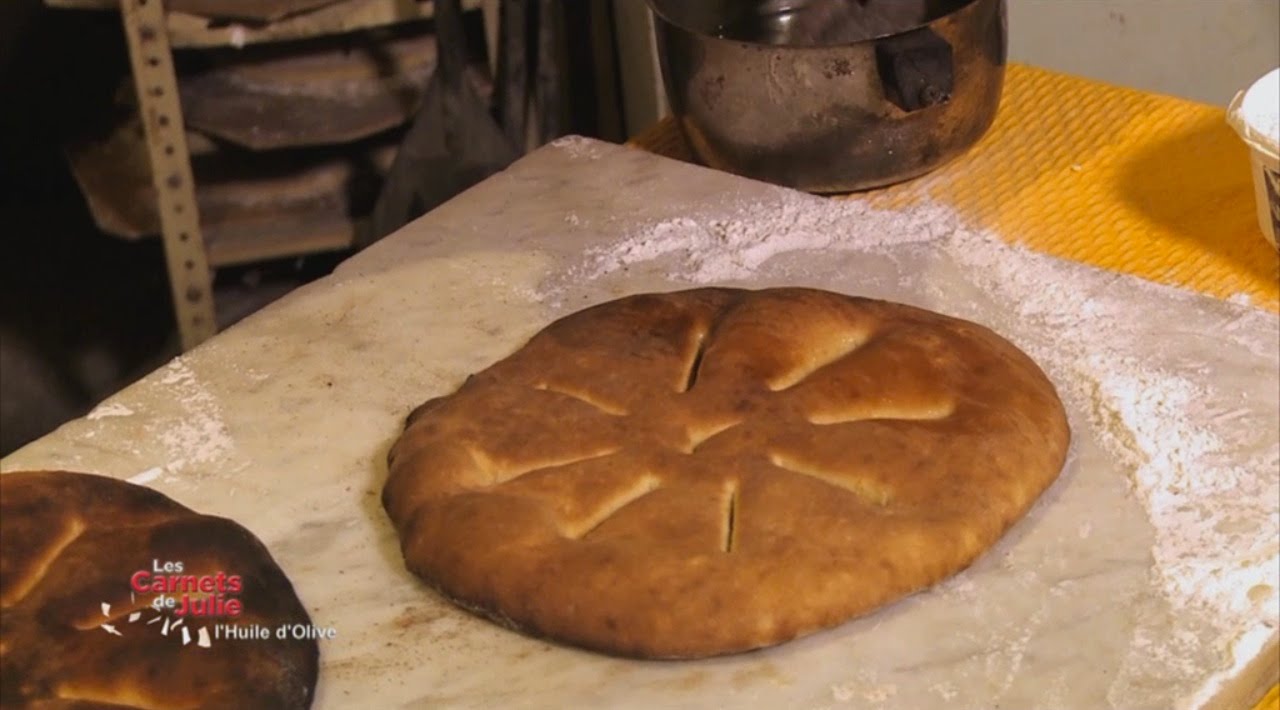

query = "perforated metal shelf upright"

[{"left": 43, "top": 0, "right": 495, "bottom": 350}]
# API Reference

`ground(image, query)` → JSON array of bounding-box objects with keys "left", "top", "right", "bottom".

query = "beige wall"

[{"left": 1008, "top": 0, "right": 1279, "bottom": 105}]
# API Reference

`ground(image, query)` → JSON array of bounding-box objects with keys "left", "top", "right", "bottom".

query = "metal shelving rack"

[{"left": 47, "top": 0, "right": 494, "bottom": 350}]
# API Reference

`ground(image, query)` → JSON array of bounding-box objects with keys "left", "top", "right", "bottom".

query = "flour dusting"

[
  {"left": 87, "top": 402, "right": 134, "bottom": 419},
  {"left": 549, "top": 135, "right": 603, "bottom": 160},
  {"left": 128, "top": 467, "right": 163, "bottom": 485},
  {"left": 578, "top": 190, "right": 947, "bottom": 283},
  {"left": 149, "top": 358, "right": 235, "bottom": 473},
  {"left": 948, "top": 228, "right": 1279, "bottom": 627},
  {"left": 831, "top": 678, "right": 897, "bottom": 704},
  {"left": 925, "top": 224, "right": 1278, "bottom": 708},
  {"left": 551, "top": 191, "right": 1279, "bottom": 707}
]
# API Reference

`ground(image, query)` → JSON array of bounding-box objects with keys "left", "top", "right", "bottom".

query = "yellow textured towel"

[
  {"left": 633, "top": 63, "right": 1280, "bottom": 312},
  {"left": 1260, "top": 685, "right": 1279, "bottom": 710}
]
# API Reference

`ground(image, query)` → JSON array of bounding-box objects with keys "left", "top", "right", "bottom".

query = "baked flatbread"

[
  {"left": 384, "top": 288, "right": 1070, "bottom": 658},
  {"left": 0, "top": 470, "right": 318, "bottom": 708}
]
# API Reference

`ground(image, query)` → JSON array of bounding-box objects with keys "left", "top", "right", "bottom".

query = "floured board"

[{"left": 4, "top": 139, "right": 1276, "bottom": 710}]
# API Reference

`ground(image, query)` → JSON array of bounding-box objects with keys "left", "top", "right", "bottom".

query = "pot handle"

[{"left": 875, "top": 27, "right": 954, "bottom": 112}]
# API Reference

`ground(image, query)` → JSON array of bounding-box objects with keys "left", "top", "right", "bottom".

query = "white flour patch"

[
  {"left": 987, "top": 601, "right": 1049, "bottom": 699},
  {"left": 486, "top": 275, "right": 543, "bottom": 304},
  {"left": 147, "top": 358, "right": 235, "bottom": 474},
  {"left": 549, "top": 191, "right": 1278, "bottom": 706},
  {"left": 128, "top": 467, "right": 162, "bottom": 485},
  {"left": 863, "top": 684, "right": 897, "bottom": 702},
  {"left": 947, "top": 225, "right": 1278, "bottom": 705},
  {"left": 930, "top": 682, "right": 958, "bottom": 701},
  {"left": 831, "top": 678, "right": 896, "bottom": 704},
  {"left": 87, "top": 402, "right": 135, "bottom": 419},
  {"left": 834, "top": 675, "right": 896, "bottom": 706},
  {"left": 935, "top": 573, "right": 977, "bottom": 600},
  {"left": 947, "top": 229, "right": 1278, "bottom": 619},
  {"left": 549, "top": 135, "right": 603, "bottom": 160},
  {"left": 831, "top": 683, "right": 857, "bottom": 703},
  {"left": 575, "top": 190, "right": 948, "bottom": 284}
]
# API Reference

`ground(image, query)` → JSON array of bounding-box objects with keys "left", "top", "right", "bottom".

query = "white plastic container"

[{"left": 1227, "top": 68, "right": 1280, "bottom": 251}]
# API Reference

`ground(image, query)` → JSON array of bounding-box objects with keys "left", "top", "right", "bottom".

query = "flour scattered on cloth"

[
  {"left": 550, "top": 190, "right": 1279, "bottom": 705},
  {"left": 147, "top": 358, "right": 236, "bottom": 474}
]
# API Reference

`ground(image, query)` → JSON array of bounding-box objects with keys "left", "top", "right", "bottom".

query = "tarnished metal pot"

[{"left": 647, "top": 0, "right": 1007, "bottom": 192}]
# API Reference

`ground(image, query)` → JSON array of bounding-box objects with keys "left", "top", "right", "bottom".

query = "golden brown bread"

[
  {"left": 0, "top": 471, "right": 318, "bottom": 709},
  {"left": 383, "top": 288, "right": 1071, "bottom": 658}
]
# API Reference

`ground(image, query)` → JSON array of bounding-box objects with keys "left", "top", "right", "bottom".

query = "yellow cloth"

[
  {"left": 632, "top": 63, "right": 1280, "bottom": 710},
  {"left": 632, "top": 63, "right": 1280, "bottom": 312},
  {"left": 1260, "top": 685, "right": 1280, "bottom": 710}
]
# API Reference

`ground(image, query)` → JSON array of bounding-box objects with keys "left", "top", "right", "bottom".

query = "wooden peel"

[
  {"left": 178, "top": 33, "right": 494, "bottom": 151},
  {"left": 366, "top": 0, "right": 517, "bottom": 242}
]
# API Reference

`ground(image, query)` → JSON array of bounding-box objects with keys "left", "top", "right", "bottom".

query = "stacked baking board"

[
  {"left": 64, "top": 18, "right": 490, "bottom": 266},
  {"left": 4, "top": 139, "right": 1276, "bottom": 709}
]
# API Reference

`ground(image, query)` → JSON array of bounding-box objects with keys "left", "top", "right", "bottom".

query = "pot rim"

[{"left": 644, "top": 0, "right": 988, "bottom": 48}]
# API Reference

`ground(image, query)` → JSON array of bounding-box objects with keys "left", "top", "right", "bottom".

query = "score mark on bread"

[{"left": 383, "top": 287, "right": 1070, "bottom": 658}]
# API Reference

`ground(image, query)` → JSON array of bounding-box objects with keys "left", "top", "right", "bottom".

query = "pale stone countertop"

[{"left": 4, "top": 138, "right": 1276, "bottom": 709}]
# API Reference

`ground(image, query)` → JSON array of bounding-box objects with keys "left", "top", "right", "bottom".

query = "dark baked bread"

[
  {"left": 384, "top": 288, "right": 1070, "bottom": 658},
  {"left": 0, "top": 470, "right": 318, "bottom": 709}
]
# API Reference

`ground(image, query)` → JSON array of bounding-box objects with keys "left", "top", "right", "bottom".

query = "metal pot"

[{"left": 647, "top": 0, "right": 1007, "bottom": 193}]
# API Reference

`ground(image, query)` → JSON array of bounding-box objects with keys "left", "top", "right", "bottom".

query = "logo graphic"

[
  {"left": 95, "top": 598, "right": 213, "bottom": 648},
  {"left": 89, "top": 559, "right": 335, "bottom": 647},
  {"left": 129, "top": 559, "right": 244, "bottom": 617}
]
